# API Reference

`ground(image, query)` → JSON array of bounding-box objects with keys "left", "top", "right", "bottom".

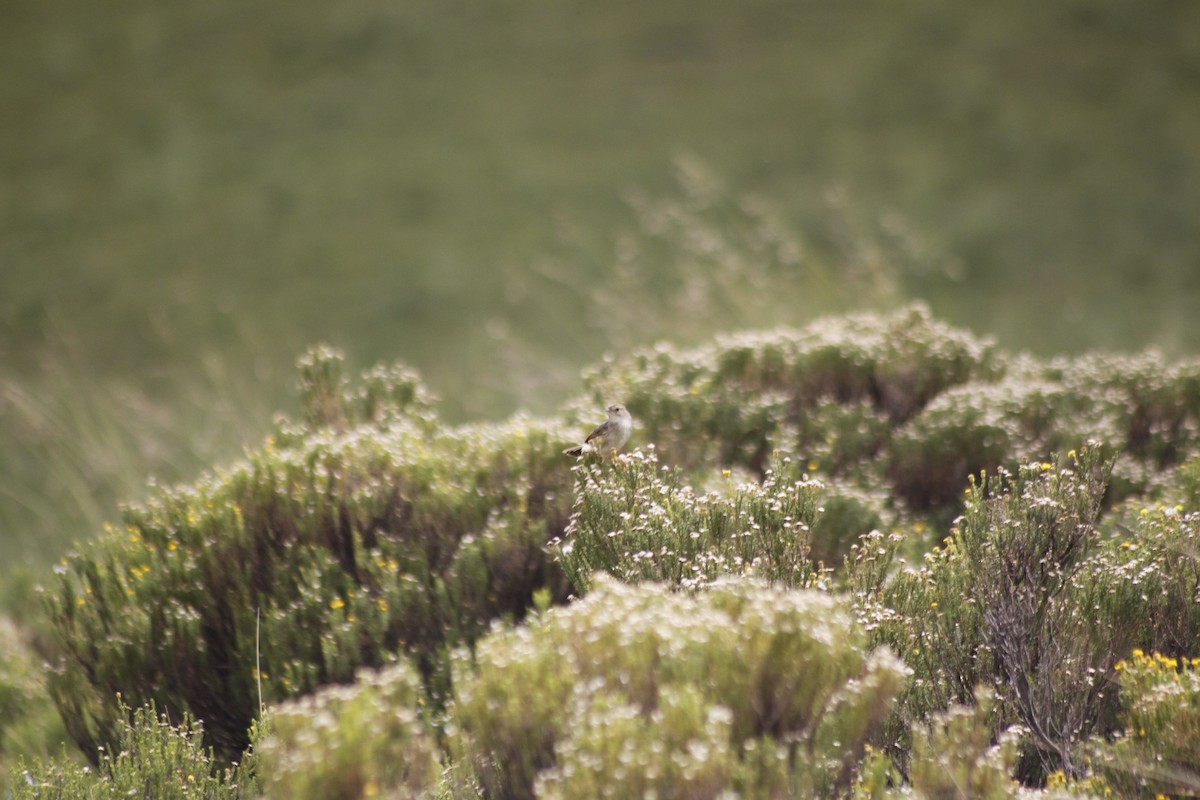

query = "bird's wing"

[{"left": 583, "top": 420, "right": 612, "bottom": 444}]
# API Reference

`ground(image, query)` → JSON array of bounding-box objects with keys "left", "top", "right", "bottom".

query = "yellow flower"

[{"left": 330, "top": 598, "right": 345, "bottom": 610}]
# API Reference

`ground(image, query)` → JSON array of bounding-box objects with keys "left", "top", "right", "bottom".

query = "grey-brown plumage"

[{"left": 563, "top": 403, "right": 632, "bottom": 456}]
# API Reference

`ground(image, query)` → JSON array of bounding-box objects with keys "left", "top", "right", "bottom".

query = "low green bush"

[
  {"left": 1087, "top": 649, "right": 1200, "bottom": 798},
  {"left": 580, "top": 305, "right": 1200, "bottom": 518},
  {"left": 44, "top": 347, "right": 577, "bottom": 764},
  {"left": 852, "top": 448, "right": 1119, "bottom": 781},
  {"left": 579, "top": 304, "right": 1002, "bottom": 479},
  {"left": 1077, "top": 500, "right": 1200, "bottom": 665},
  {"left": 450, "top": 577, "right": 909, "bottom": 800},
  {"left": 904, "top": 690, "right": 1021, "bottom": 800},
  {"left": 255, "top": 661, "right": 442, "bottom": 800},
  {"left": 554, "top": 448, "right": 823, "bottom": 593},
  {"left": 30, "top": 310, "right": 1200, "bottom": 795},
  {"left": 11, "top": 702, "right": 251, "bottom": 800}
]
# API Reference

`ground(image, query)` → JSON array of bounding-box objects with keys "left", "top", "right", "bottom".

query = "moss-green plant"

[
  {"left": 906, "top": 689, "right": 1021, "bottom": 800},
  {"left": 580, "top": 304, "right": 1002, "bottom": 479},
  {"left": 11, "top": 702, "right": 251, "bottom": 800},
  {"left": 451, "top": 577, "right": 909, "bottom": 800},
  {"left": 1086, "top": 649, "right": 1200, "bottom": 798},
  {"left": 44, "top": 347, "right": 577, "bottom": 764},
  {"left": 555, "top": 448, "right": 823, "bottom": 593},
  {"left": 255, "top": 661, "right": 442, "bottom": 800},
  {"left": 853, "top": 448, "right": 1119, "bottom": 780},
  {"left": 29, "top": 311, "right": 1200, "bottom": 794}
]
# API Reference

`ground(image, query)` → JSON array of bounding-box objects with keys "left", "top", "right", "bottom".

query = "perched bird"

[{"left": 563, "top": 403, "right": 632, "bottom": 457}]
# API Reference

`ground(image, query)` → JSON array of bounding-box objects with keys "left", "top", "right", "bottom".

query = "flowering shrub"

[
  {"left": 27, "top": 312, "right": 1200, "bottom": 797},
  {"left": 555, "top": 448, "right": 823, "bottom": 593},
  {"left": 1089, "top": 650, "right": 1200, "bottom": 798},
  {"left": 11, "top": 703, "right": 251, "bottom": 800},
  {"left": 44, "top": 347, "right": 577, "bottom": 764},
  {"left": 905, "top": 690, "right": 1022, "bottom": 800},
  {"left": 1077, "top": 498, "right": 1200, "bottom": 660},
  {"left": 451, "top": 578, "right": 909, "bottom": 800},
  {"left": 581, "top": 306, "right": 1200, "bottom": 516},
  {"left": 580, "top": 304, "right": 1002, "bottom": 480},
  {"left": 852, "top": 448, "right": 1119, "bottom": 781},
  {"left": 255, "top": 662, "right": 442, "bottom": 800}
]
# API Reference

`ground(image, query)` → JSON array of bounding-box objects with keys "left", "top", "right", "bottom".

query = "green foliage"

[
  {"left": 853, "top": 448, "right": 1119, "bottom": 780},
  {"left": 11, "top": 702, "right": 250, "bottom": 800},
  {"left": 44, "top": 346, "right": 576, "bottom": 764},
  {"left": 555, "top": 448, "right": 823, "bottom": 593},
  {"left": 0, "top": 617, "right": 67, "bottom": 790},
  {"left": 255, "top": 662, "right": 442, "bottom": 800},
  {"left": 1077, "top": 503, "right": 1200, "bottom": 671},
  {"left": 1088, "top": 650, "right": 1200, "bottom": 798},
  {"left": 581, "top": 304, "right": 1001, "bottom": 479},
  {"left": 580, "top": 306, "right": 1200, "bottom": 520},
  {"left": 27, "top": 311, "right": 1200, "bottom": 796},
  {"left": 905, "top": 690, "right": 1021, "bottom": 800},
  {"left": 450, "top": 577, "right": 909, "bottom": 800}
]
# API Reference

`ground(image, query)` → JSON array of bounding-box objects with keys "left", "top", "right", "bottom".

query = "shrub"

[
  {"left": 576, "top": 307, "right": 1200, "bottom": 527},
  {"left": 44, "top": 347, "right": 577, "bottom": 764},
  {"left": 579, "top": 304, "right": 1002, "bottom": 478},
  {"left": 1088, "top": 649, "right": 1200, "bottom": 798},
  {"left": 1075, "top": 500, "right": 1200, "bottom": 666},
  {"left": 905, "top": 690, "right": 1021, "bottom": 800},
  {"left": 853, "top": 448, "right": 1119, "bottom": 780},
  {"left": 11, "top": 702, "right": 250, "bottom": 800},
  {"left": 554, "top": 447, "right": 823, "bottom": 593},
  {"left": 255, "top": 661, "right": 442, "bottom": 800},
  {"left": 450, "top": 577, "right": 909, "bottom": 800},
  {"left": 31, "top": 312, "right": 1200, "bottom": 794}
]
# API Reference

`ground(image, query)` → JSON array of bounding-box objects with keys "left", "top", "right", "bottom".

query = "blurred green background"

[{"left": 3, "top": 0, "right": 1200, "bottom": 574}]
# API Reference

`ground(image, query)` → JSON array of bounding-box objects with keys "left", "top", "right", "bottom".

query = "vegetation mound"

[{"left": 18, "top": 306, "right": 1200, "bottom": 797}]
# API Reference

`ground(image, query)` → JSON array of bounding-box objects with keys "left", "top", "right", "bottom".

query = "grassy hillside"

[
  {"left": 5, "top": 0, "right": 1200, "bottom": 608},
  {"left": 7, "top": 307, "right": 1200, "bottom": 797}
]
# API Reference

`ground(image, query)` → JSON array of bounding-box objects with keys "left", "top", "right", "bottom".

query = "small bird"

[{"left": 563, "top": 403, "right": 632, "bottom": 457}]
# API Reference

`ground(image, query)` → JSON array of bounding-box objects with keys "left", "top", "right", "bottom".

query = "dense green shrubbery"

[
  {"left": 26, "top": 309, "right": 1200, "bottom": 798},
  {"left": 1087, "top": 650, "right": 1200, "bottom": 798},
  {"left": 451, "top": 578, "right": 908, "bottom": 800},
  {"left": 11, "top": 703, "right": 252, "bottom": 800},
  {"left": 578, "top": 305, "right": 1002, "bottom": 481},
  {"left": 852, "top": 447, "right": 1200, "bottom": 785},
  {"left": 255, "top": 662, "right": 442, "bottom": 800},
  {"left": 555, "top": 448, "right": 823, "bottom": 593},
  {"left": 45, "top": 347, "right": 577, "bottom": 764},
  {"left": 581, "top": 305, "right": 1200, "bottom": 513},
  {"left": 853, "top": 450, "right": 1118, "bottom": 779}
]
